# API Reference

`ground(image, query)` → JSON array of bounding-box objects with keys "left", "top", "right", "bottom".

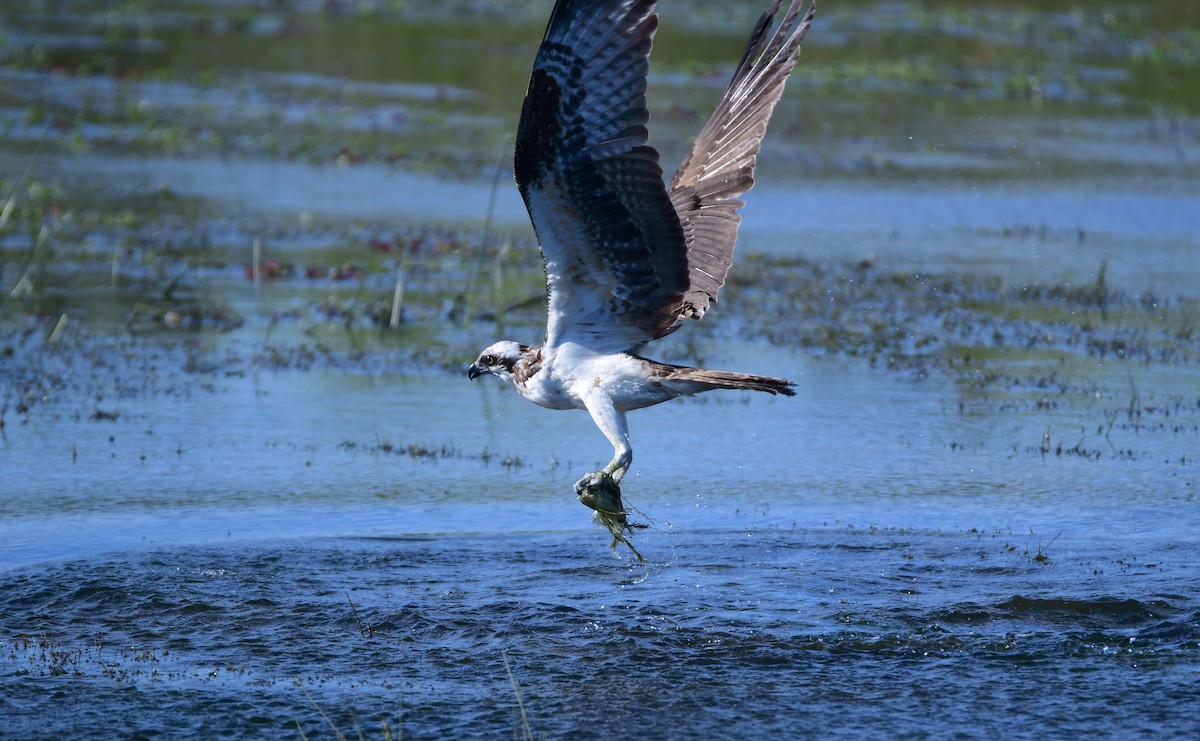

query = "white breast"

[{"left": 518, "top": 344, "right": 678, "bottom": 413}]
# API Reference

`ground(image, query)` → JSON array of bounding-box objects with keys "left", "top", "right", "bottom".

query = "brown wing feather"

[{"left": 668, "top": 0, "right": 815, "bottom": 320}]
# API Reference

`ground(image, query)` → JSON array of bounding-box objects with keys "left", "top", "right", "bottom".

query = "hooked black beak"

[{"left": 467, "top": 363, "right": 483, "bottom": 381}]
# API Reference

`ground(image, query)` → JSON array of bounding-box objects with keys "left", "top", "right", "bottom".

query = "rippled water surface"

[
  {"left": 3, "top": 357, "right": 1198, "bottom": 738},
  {"left": 3, "top": 0, "right": 1200, "bottom": 738},
  {"left": 4, "top": 526, "right": 1200, "bottom": 739}
]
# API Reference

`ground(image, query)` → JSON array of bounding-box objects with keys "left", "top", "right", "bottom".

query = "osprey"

[{"left": 470, "top": 0, "right": 813, "bottom": 535}]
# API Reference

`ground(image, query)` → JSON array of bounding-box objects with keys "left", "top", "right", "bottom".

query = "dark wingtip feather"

[{"left": 667, "top": 1, "right": 816, "bottom": 323}]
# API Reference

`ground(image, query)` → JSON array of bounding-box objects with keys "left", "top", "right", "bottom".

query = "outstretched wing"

[
  {"left": 515, "top": 0, "right": 690, "bottom": 353},
  {"left": 670, "top": 0, "right": 815, "bottom": 320}
]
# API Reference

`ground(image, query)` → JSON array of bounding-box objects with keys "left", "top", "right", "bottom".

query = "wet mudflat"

[{"left": 2, "top": 0, "right": 1199, "bottom": 738}]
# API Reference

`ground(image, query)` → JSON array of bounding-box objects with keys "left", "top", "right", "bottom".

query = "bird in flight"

[{"left": 469, "top": 0, "right": 814, "bottom": 547}]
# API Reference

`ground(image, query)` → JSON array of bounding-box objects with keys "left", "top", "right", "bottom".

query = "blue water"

[
  {"left": 2, "top": 348, "right": 1198, "bottom": 738},
  {"left": 3, "top": 530, "right": 1198, "bottom": 739},
  {"left": 3, "top": 0, "right": 1200, "bottom": 735}
]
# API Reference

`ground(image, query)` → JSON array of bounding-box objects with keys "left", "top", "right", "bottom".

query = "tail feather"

[
  {"left": 683, "top": 368, "right": 796, "bottom": 396},
  {"left": 654, "top": 362, "right": 796, "bottom": 397}
]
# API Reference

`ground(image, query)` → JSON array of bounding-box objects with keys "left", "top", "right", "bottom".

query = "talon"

[
  {"left": 576, "top": 471, "right": 622, "bottom": 515},
  {"left": 573, "top": 471, "right": 606, "bottom": 496}
]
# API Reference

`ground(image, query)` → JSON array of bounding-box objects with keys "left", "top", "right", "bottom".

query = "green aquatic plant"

[
  {"left": 575, "top": 476, "right": 649, "bottom": 564},
  {"left": 296, "top": 686, "right": 401, "bottom": 741},
  {"left": 2, "top": 171, "right": 62, "bottom": 317},
  {"left": 1033, "top": 531, "right": 1062, "bottom": 565},
  {"left": 462, "top": 139, "right": 513, "bottom": 330},
  {"left": 503, "top": 651, "right": 536, "bottom": 741}
]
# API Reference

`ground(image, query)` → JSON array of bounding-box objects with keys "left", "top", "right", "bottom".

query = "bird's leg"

[
  {"left": 574, "top": 396, "right": 631, "bottom": 512},
  {"left": 572, "top": 446, "right": 631, "bottom": 504},
  {"left": 575, "top": 395, "right": 646, "bottom": 561},
  {"left": 603, "top": 442, "right": 633, "bottom": 484}
]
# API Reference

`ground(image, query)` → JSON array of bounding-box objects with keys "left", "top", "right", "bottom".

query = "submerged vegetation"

[
  {"left": 725, "top": 253, "right": 1199, "bottom": 373},
  {"left": 3, "top": 182, "right": 1196, "bottom": 468}
]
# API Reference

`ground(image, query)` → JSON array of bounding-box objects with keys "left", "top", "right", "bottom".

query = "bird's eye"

[{"left": 482, "top": 354, "right": 496, "bottom": 365}]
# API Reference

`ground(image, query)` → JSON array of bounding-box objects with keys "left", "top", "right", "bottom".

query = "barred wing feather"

[
  {"left": 669, "top": 0, "right": 815, "bottom": 319},
  {"left": 514, "top": 0, "right": 690, "bottom": 353}
]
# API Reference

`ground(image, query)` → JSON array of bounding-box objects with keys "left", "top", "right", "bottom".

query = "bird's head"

[{"left": 468, "top": 341, "right": 526, "bottom": 383}]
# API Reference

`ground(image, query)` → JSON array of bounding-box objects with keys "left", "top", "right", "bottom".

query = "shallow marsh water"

[{"left": 2, "top": 0, "right": 1200, "bottom": 738}]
